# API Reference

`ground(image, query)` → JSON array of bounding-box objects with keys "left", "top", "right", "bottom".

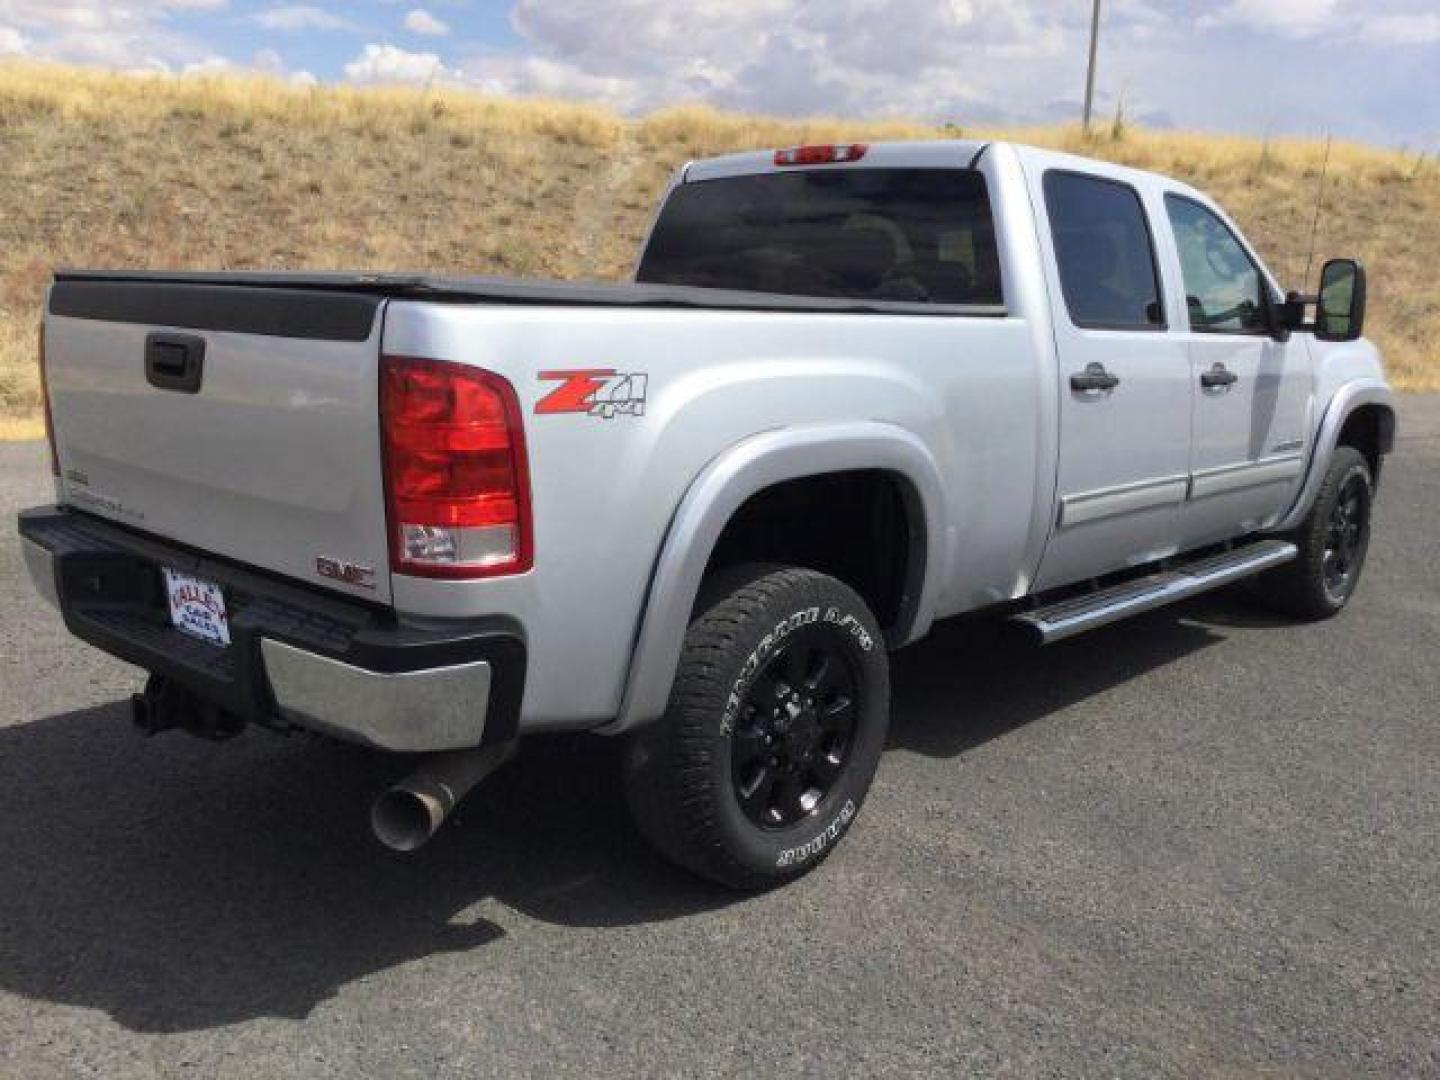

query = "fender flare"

[
  {"left": 605, "top": 421, "right": 948, "bottom": 733},
  {"left": 1272, "top": 378, "right": 1396, "bottom": 533}
]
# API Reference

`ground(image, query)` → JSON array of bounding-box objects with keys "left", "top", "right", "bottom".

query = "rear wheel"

[
  {"left": 623, "top": 566, "right": 890, "bottom": 890},
  {"left": 1256, "top": 445, "right": 1374, "bottom": 619}
]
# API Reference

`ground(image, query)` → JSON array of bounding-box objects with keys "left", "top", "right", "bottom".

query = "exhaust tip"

[
  {"left": 371, "top": 788, "right": 447, "bottom": 852},
  {"left": 370, "top": 743, "right": 517, "bottom": 853}
]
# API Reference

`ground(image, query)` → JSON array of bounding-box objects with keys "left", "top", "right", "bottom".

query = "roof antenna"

[{"left": 1301, "top": 134, "right": 1333, "bottom": 289}]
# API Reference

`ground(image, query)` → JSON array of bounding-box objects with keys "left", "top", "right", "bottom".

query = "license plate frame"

[{"left": 162, "top": 568, "right": 232, "bottom": 647}]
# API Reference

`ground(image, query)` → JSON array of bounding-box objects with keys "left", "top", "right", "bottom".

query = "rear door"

[
  {"left": 1161, "top": 194, "right": 1313, "bottom": 546},
  {"left": 1028, "top": 168, "right": 1192, "bottom": 591},
  {"left": 44, "top": 280, "right": 394, "bottom": 602}
]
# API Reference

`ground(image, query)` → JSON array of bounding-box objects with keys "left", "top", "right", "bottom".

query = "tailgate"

[{"left": 44, "top": 280, "right": 394, "bottom": 603}]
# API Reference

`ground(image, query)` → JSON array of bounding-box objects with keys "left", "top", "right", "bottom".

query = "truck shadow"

[
  {"left": 0, "top": 715, "right": 715, "bottom": 1033},
  {"left": 0, "top": 606, "right": 1224, "bottom": 1034},
  {"left": 889, "top": 605, "right": 1224, "bottom": 758}
]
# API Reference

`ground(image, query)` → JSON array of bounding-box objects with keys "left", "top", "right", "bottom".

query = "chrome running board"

[{"left": 1012, "top": 539, "right": 1297, "bottom": 644}]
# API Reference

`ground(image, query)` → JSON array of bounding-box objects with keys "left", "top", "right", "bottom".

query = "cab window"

[
  {"left": 1165, "top": 194, "right": 1269, "bottom": 333},
  {"left": 1044, "top": 171, "right": 1165, "bottom": 331}
]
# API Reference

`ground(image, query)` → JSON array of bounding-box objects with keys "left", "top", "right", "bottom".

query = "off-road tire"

[
  {"left": 1256, "top": 445, "right": 1374, "bottom": 620},
  {"left": 623, "top": 566, "right": 890, "bottom": 891}
]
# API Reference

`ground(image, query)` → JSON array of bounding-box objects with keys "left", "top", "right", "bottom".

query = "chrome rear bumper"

[
  {"left": 21, "top": 536, "right": 60, "bottom": 609},
  {"left": 262, "top": 640, "right": 493, "bottom": 751}
]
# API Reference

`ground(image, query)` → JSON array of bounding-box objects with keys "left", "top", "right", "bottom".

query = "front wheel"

[
  {"left": 1256, "top": 445, "right": 1374, "bottom": 619},
  {"left": 623, "top": 567, "right": 890, "bottom": 890}
]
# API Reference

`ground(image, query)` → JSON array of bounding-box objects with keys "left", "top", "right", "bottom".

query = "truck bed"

[{"left": 43, "top": 268, "right": 1010, "bottom": 613}]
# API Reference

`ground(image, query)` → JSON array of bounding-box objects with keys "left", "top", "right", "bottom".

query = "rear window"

[{"left": 637, "top": 169, "right": 1003, "bottom": 306}]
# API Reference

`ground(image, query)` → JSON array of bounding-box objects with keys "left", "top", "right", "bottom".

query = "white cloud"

[
  {"left": 469, "top": 54, "right": 646, "bottom": 109},
  {"left": 182, "top": 55, "right": 230, "bottom": 75},
  {"left": 1198, "top": 0, "right": 1342, "bottom": 38},
  {"left": 462, "top": 0, "right": 1080, "bottom": 120},
  {"left": 403, "top": 9, "right": 449, "bottom": 37},
  {"left": 1359, "top": 12, "right": 1440, "bottom": 45},
  {"left": 0, "top": 0, "right": 226, "bottom": 31},
  {"left": 0, "top": 25, "right": 27, "bottom": 53},
  {"left": 0, "top": 0, "right": 227, "bottom": 68},
  {"left": 175, "top": 48, "right": 318, "bottom": 82},
  {"left": 253, "top": 5, "right": 354, "bottom": 31},
  {"left": 114, "top": 42, "right": 315, "bottom": 84},
  {"left": 1197, "top": 0, "right": 1440, "bottom": 46},
  {"left": 345, "top": 42, "right": 448, "bottom": 85}
]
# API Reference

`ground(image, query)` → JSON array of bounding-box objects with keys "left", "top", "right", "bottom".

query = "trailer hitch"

[{"left": 131, "top": 674, "right": 244, "bottom": 740}]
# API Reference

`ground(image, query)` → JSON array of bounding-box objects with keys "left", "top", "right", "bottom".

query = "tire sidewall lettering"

[
  {"left": 776, "top": 798, "right": 856, "bottom": 868},
  {"left": 719, "top": 603, "right": 874, "bottom": 736},
  {"left": 823, "top": 605, "right": 875, "bottom": 653}
]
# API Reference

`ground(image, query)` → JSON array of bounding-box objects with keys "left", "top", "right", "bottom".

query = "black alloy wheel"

[
  {"left": 1321, "top": 470, "right": 1370, "bottom": 602},
  {"left": 729, "top": 629, "right": 861, "bottom": 830}
]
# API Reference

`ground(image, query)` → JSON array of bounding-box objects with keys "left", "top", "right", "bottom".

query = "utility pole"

[{"left": 1082, "top": 0, "right": 1102, "bottom": 133}]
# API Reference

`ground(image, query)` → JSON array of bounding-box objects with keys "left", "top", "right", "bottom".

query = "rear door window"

[
  {"left": 637, "top": 169, "right": 1003, "bottom": 306},
  {"left": 1044, "top": 171, "right": 1165, "bottom": 331}
]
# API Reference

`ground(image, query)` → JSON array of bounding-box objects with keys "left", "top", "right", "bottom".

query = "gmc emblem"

[{"left": 316, "top": 556, "right": 376, "bottom": 589}]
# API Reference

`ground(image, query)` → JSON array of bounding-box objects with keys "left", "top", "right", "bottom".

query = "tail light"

[
  {"left": 39, "top": 323, "right": 58, "bottom": 477},
  {"left": 380, "top": 356, "right": 532, "bottom": 579},
  {"left": 774, "top": 143, "right": 868, "bottom": 166}
]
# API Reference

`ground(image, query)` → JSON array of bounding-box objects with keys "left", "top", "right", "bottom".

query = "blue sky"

[{"left": 0, "top": 1, "right": 1436, "bottom": 147}]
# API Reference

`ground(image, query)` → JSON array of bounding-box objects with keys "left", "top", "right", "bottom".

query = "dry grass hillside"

[{"left": 2, "top": 61, "right": 1437, "bottom": 433}]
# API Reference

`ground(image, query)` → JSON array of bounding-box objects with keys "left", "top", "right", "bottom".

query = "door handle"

[
  {"left": 1070, "top": 362, "right": 1121, "bottom": 392},
  {"left": 1200, "top": 363, "right": 1238, "bottom": 389}
]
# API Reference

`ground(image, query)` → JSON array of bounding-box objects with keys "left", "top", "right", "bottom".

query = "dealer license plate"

[{"left": 162, "top": 568, "right": 231, "bottom": 647}]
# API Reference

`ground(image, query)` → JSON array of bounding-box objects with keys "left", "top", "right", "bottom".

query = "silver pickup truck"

[{"left": 20, "top": 139, "right": 1395, "bottom": 890}]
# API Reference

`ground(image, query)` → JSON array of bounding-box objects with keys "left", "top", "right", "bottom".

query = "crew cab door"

[
  {"left": 1029, "top": 168, "right": 1192, "bottom": 591},
  {"left": 1161, "top": 194, "right": 1313, "bottom": 545}
]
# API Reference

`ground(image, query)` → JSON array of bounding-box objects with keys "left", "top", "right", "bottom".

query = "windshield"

[{"left": 637, "top": 168, "right": 1003, "bottom": 306}]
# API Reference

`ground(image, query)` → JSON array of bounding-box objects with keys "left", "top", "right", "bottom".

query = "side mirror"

[{"left": 1316, "top": 258, "right": 1366, "bottom": 342}]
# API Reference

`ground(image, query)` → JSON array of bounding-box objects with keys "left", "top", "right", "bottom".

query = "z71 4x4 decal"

[{"left": 536, "top": 370, "right": 648, "bottom": 419}]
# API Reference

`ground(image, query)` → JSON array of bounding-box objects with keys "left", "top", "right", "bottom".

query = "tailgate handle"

[{"left": 145, "top": 333, "right": 205, "bottom": 394}]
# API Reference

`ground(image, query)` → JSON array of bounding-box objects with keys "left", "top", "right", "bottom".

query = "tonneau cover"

[{"left": 53, "top": 269, "right": 1007, "bottom": 318}]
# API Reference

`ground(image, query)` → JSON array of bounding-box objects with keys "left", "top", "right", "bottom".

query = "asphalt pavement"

[{"left": 1, "top": 398, "right": 1437, "bottom": 1078}]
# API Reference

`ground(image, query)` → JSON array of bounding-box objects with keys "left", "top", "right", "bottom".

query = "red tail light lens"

[
  {"left": 380, "top": 356, "right": 532, "bottom": 579},
  {"left": 774, "top": 143, "right": 868, "bottom": 166},
  {"left": 39, "top": 323, "right": 58, "bottom": 478}
]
